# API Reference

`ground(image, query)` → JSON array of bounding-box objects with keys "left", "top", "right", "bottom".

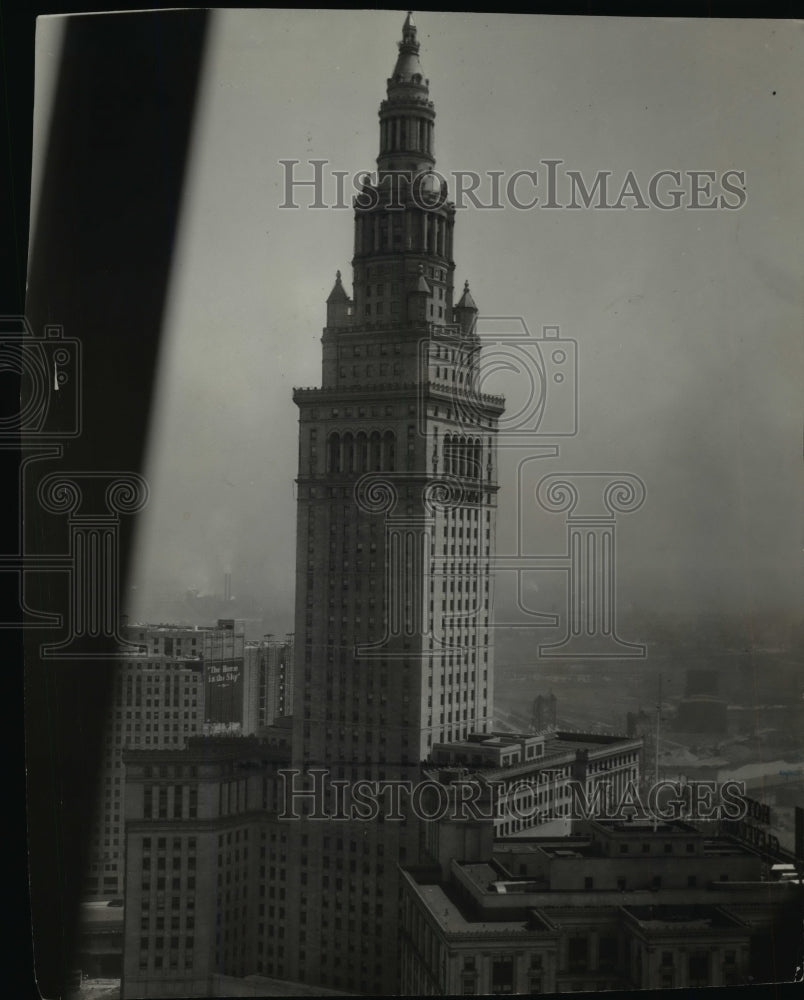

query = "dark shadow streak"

[{"left": 24, "top": 10, "right": 210, "bottom": 995}]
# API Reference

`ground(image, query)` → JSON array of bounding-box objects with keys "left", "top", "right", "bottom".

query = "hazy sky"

[{"left": 34, "top": 11, "right": 804, "bottom": 633}]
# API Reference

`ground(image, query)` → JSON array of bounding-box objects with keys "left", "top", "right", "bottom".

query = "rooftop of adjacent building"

[
  {"left": 410, "top": 876, "right": 551, "bottom": 937},
  {"left": 114, "top": 653, "right": 205, "bottom": 664},
  {"left": 66, "top": 978, "right": 120, "bottom": 1000},
  {"left": 403, "top": 853, "right": 797, "bottom": 940},
  {"left": 488, "top": 818, "right": 769, "bottom": 861},
  {"left": 79, "top": 900, "right": 124, "bottom": 931},
  {"left": 122, "top": 732, "right": 291, "bottom": 766},
  {"left": 210, "top": 972, "right": 355, "bottom": 996},
  {"left": 621, "top": 904, "right": 747, "bottom": 932},
  {"left": 425, "top": 729, "right": 642, "bottom": 782},
  {"left": 403, "top": 815, "right": 799, "bottom": 936},
  {"left": 124, "top": 618, "right": 245, "bottom": 631}
]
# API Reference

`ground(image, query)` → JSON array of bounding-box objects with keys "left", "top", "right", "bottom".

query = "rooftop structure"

[{"left": 400, "top": 819, "right": 801, "bottom": 994}]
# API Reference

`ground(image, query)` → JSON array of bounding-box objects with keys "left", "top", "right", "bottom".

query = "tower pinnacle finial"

[
  {"left": 327, "top": 271, "right": 349, "bottom": 305},
  {"left": 455, "top": 280, "right": 478, "bottom": 318},
  {"left": 399, "top": 10, "right": 418, "bottom": 54}
]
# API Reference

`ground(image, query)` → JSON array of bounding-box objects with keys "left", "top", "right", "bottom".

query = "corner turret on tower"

[
  {"left": 326, "top": 270, "right": 353, "bottom": 327},
  {"left": 453, "top": 280, "right": 478, "bottom": 335}
]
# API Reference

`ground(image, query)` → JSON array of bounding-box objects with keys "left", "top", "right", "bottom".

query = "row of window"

[
  {"left": 339, "top": 360, "right": 401, "bottom": 376},
  {"left": 363, "top": 301, "right": 446, "bottom": 319},
  {"left": 141, "top": 876, "right": 197, "bottom": 891},
  {"left": 119, "top": 661, "right": 202, "bottom": 671},
  {"left": 361, "top": 264, "right": 446, "bottom": 282},
  {"left": 307, "top": 402, "right": 493, "bottom": 428},
  {"left": 142, "top": 786, "right": 198, "bottom": 819},
  {"left": 142, "top": 856, "right": 197, "bottom": 872},
  {"left": 355, "top": 213, "right": 449, "bottom": 258},
  {"left": 325, "top": 430, "right": 396, "bottom": 474},
  {"left": 116, "top": 703, "right": 197, "bottom": 715},
  {"left": 380, "top": 115, "right": 433, "bottom": 153},
  {"left": 141, "top": 914, "right": 194, "bottom": 932},
  {"left": 142, "top": 836, "right": 197, "bottom": 851},
  {"left": 340, "top": 344, "right": 402, "bottom": 359},
  {"left": 618, "top": 840, "right": 698, "bottom": 854},
  {"left": 138, "top": 954, "right": 194, "bottom": 972}
]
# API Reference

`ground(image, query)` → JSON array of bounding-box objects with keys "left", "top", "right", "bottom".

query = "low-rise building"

[
  {"left": 423, "top": 730, "right": 642, "bottom": 862},
  {"left": 400, "top": 818, "right": 802, "bottom": 994}
]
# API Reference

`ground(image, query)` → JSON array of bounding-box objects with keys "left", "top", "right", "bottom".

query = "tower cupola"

[
  {"left": 454, "top": 280, "right": 478, "bottom": 335},
  {"left": 378, "top": 11, "right": 435, "bottom": 178},
  {"left": 326, "top": 270, "right": 353, "bottom": 327}
]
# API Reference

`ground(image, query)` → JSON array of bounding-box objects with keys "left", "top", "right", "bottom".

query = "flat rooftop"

[
  {"left": 600, "top": 819, "right": 699, "bottom": 835},
  {"left": 493, "top": 836, "right": 591, "bottom": 856},
  {"left": 623, "top": 904, "right": 745, "bottom": 930},
  {"left": 538, "top": 844, "right": 598, "bottom": 859},
  {"left": 123, "top": 735, "right": 291, "bottom": 762},
  {"left": 407, "top": 878, "right": 536, "bottom": 936},
  {"left": 80, "top": 901, "right": 124, "bottom": 928}
]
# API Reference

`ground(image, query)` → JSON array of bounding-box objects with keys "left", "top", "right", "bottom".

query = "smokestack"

[{"left": 224, "top": 573, "right": 231, "bottom": 602}]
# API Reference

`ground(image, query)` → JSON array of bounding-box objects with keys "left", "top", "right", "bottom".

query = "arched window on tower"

[
  {"left": 444, "top": 434, "right": 453, "bottom": 474},
  {"left": 458, "top": 436, "right": 467, "bottom": 478},
  {"left": 382, "top": 430, "right": 396, "bottom": 471},
  {"left": 356, "top": 432, "right": 368, "bottom": 473},
  {"left": 369, "top": 431, "right": 382, "bottom": 471},
  {"left": 471, "top": 438, "right": 482, "bottom": 479},
  {"left": 343, "top": 432, "right": 355, "bottom": 474},
  {"left": 327, "top": 432, "right": 341, "bottom": 474}
]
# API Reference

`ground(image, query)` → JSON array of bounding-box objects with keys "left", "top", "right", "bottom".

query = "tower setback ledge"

[
  {"left": 292, "top": 381, "right": 505, "bottom": 411},
  {"left": 323, "top": 320, "right": 466, "bottom": 336}
]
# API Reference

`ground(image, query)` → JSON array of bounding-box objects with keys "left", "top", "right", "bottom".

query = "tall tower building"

[{"left": 288, "top": 14, "right": 504, "bottom": 993}]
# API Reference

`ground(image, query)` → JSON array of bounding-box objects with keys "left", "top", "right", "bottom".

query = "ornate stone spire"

[
  {"left": 325, "top": 269, "right": 352, "bottom": 326},
  {"left": 454, "top": 280, "right": 478, "bottom": 335},
  {"left": 378, "top": 11, "right": 434, "bottom": 177},
  {"left": 326, "top": 14, "right": 458, "bottom": 333},
  {"left": 455, "top": 280, "right": 477, "bottom": 311},
  {"left": 326, "top": 269, "right": 349, "bottom": 303},
  {"left": 390, "top": 12, "right": 425, "bottom": 86}
]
